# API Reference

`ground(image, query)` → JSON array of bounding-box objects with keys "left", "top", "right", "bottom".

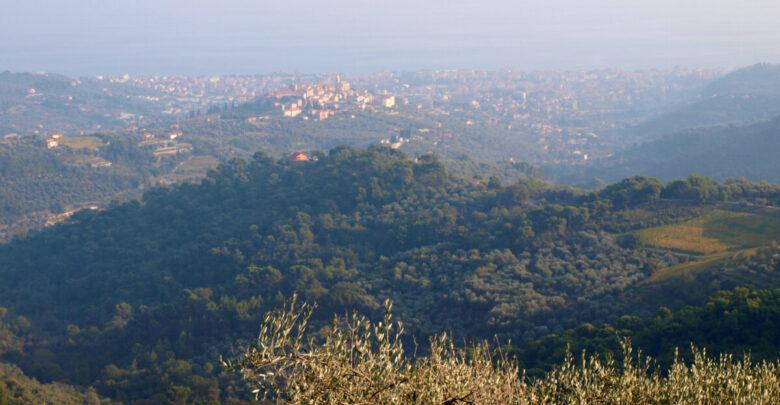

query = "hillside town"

[
  {"left": 263, "top": 75, "right": 396, "bottom": 121},
  {"left": 3, "top": 68, "right": 723, "bottom": 165}
]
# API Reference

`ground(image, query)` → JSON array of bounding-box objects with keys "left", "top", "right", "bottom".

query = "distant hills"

[
  {"left": 559, "top": 64, "right": 780, "bottom": 184},
  {"left": 562, "top": 116, "right": 780, "bottom": 184},
  {"left": 0, "top": 71, "right": 166, "bottom": 136},
  {"left": 702, "top": 63, "right": 780, "bottom": 97},
  {"left": 627, "top": 64, "right": 780, "bottom": 139},
  {"left": 628, "top": 92, "right": 780, "bottom": 139}
]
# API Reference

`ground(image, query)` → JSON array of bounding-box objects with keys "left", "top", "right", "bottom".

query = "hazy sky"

[{"left": 1, "top": 0, "right": 779, "bottom": 75}]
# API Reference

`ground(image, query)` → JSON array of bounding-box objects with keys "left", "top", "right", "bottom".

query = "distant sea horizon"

[{"left": 2, "top": 35, "right": 776, "bottom": 76}]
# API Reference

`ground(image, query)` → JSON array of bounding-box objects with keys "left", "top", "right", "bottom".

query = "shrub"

[{"left": 225, "top": 296, "right": 780, "bottom": 404}]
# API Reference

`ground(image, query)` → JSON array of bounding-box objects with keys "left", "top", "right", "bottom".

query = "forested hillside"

[
  {"left": 0, "top": 362, "right": 111, "bottom": 405},
  {"left": 0, "top": 147, "right": 779, "bottom": 402},
  {"left": 0, "top": 132, "right": 193, "bottom": 241},
  {"left": 0, "top": 104, "right": 545, "bottom": 241},
  {"left": 514, "top": 287, "right": 780, "bottom": 376}
]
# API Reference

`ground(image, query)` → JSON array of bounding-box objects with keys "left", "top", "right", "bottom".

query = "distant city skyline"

[{"left": 2, "top": 0, "right": 779, "bottom": 75}]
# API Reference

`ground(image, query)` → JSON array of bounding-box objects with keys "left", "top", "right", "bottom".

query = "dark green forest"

[
  {"left": 0, "top": 146, "right": 779, "bottom": 403},
  {"left": 513, "top": 287, "right": 780, "bottom": 377}
]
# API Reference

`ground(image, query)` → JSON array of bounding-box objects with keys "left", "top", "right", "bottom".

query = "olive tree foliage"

[
  {"left": 224, "top": 295, "right": 780, "bottom": 404},
  {"left": 536, "top": 344, "right": 780, "bottom": 404},
  {"left": 221, "top": 294, "right": 526, "bottom": 404}
]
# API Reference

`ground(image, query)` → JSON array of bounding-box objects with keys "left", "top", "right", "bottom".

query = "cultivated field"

[
  {"left": 172, "top": 155, "right": 219, "bottom": 176},
  {"left": 643, "top": 248, "right": 758, "bottom": 284},
  {"left": 637, "top": 210, "right": 780, "bottom": 284},
  {"left": 58, "top": 136, "right": 106, "bottom": 150},
  {"left": 637, "top": 210, "right": 780, "bottom": 254},
  {"left": 153, "top": 155, "right": 219, "bottom": 184}
]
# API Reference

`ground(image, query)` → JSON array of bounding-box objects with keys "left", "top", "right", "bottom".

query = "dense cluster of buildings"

[
  {"left": 107, "top": 72, "right": 399, "bottom": 121},
  {"left": 266, "top": 75, "right": 396, "bottom": 120}
]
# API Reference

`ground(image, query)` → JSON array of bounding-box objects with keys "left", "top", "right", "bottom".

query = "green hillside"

[
  {"left": 0, "top": 147, "right": 778, "bottom": 402},
  {"left": 630, "top": 207, "right": 780, "bottom": 309},
  {"left": 0, "top": 133, "right": 191, "bottom": 241},
  {"left": 0, "top": 363, "right": 112, "bottom": 405},
  {"left": 0, "top": 107, "right": 545, "bottom": 242}
]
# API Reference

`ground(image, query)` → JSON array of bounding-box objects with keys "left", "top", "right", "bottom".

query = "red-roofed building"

[{"left": 290, "top": 152, "right": 309, "bottom": 162}]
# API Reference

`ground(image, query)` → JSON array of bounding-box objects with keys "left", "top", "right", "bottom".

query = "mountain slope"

[
  {"left": 627, "top": 64, "right": 780, "bottom": 139},
  {"left": 702, "top": 63, "right": 780, "bottom": 97},
  {"left": 629, "top": 93, "right": 780, "bottom": 139},
  {"left": 563, "top": 116, "right": 780, "bottom": 184}
]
